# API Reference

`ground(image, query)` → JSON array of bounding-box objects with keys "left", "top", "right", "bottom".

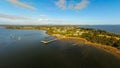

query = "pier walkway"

[{"left": 41, "top": 39, "right": 57, "bottom": 44}]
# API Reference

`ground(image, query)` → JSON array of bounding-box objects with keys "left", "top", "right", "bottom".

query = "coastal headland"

[{"left": 6, "top": 25, "right": 120, "bottom": 57}]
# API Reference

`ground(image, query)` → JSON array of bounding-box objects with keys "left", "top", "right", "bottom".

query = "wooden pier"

[{"left": 41, "top": 39, "right": 57, "bottom": 44}]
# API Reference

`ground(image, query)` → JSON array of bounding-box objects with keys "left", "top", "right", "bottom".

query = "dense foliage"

[{"left": 80, "top": 29, "right": 120, "bottom": 48}]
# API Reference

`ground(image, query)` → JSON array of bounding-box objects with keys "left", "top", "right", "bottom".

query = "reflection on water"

[{"left": 0, "top": 28, "right": 120, "bottom": 68}]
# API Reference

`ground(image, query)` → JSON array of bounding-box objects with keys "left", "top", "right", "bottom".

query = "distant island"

[{"left": 6, "top": 25, "right": 120, "bottom": 56}]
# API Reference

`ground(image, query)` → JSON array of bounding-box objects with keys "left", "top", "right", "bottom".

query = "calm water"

[
  {"left": 0, "top": 28, "right": 120, "bottom": 68},
  {"left": 81, "top": 25, "right": 120, "bottom": 34}
]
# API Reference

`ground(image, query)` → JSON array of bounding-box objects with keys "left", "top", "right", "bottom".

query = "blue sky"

[{"left": 0, "top": 0, "right": 120, "bottom": 25}]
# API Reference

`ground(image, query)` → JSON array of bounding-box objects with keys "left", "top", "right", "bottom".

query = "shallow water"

[{"left": 0, "top": 28, "right": 120, "bottom": 68}]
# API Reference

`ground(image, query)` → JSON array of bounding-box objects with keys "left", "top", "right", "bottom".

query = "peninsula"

[{"left": 6, "top": 25, "right": 120, "bottom": 56}]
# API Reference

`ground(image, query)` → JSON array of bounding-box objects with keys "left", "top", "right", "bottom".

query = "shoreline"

[
  {"left": 4, "top": 27, "right": 120, "bottom": 57},
  {"left": 48, "top": 33, "right": 120, "bottom": 57}
]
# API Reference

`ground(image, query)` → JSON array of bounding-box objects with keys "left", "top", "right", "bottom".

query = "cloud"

[
  {"left": 74, "top": 0, "right": 89, "bottom": 10},
  {"left": 7, "top": 0, "right": 36, "bottom": 10},
  {"left": 0, "top": 13, "right": 32, "bottom": 20},
  {"left": 55, "top": 0, "right": 89, "bottom": 10},
  {"left": 55, "top": 0, "right": 66, "bottom": 9},
  {"left": 0, "top": 13, "right": 39, "bottom": 25},
  {"left": 0, "top": 13, "right": 77, "bottom": 25},
  {"left": 0, "top": 13, "right": 92, "bottom": 25}
]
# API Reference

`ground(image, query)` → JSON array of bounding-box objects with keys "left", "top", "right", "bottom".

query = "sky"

[{"left": 0, "top": 0, "right": 120, "bottom": 25}]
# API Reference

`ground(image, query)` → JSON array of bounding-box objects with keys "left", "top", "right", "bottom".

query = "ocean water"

[
  {"left": 0, "top": 28, "right": 120, "bottom": 68},
  {"left": 80, "top": 25, "right": 120, "bottom": 34}
]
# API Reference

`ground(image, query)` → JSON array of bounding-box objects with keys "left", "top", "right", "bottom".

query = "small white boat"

[
  {"left": 10, "top": 34, "right": 15, "bottom": 39},
  {"left": 45, "top": 36, "right": 50, "bottom": 39},
  {"left": 18, "top": 36, "right": 21, "bottom": 40}
]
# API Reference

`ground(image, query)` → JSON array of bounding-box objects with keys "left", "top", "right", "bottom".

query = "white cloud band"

[
  {"left": 0, "top": 13, "right": 32, "bottom": 20},
  {"left": 55, "top": 0, "right": 89, "bottom": 10},
  {"left": 7, "top": 0, "right": 36, "bottom": 10}
]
